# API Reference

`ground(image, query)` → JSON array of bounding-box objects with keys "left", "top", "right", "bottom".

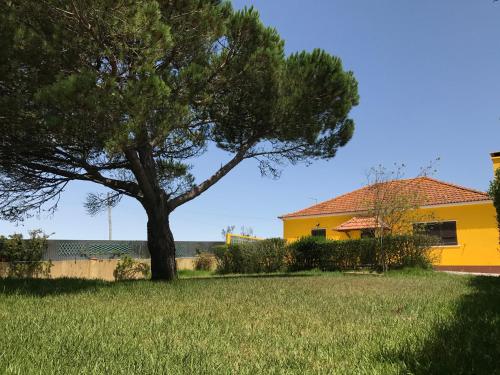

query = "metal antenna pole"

[
  {"left": 107, "top": 192, "right": 112, "bottom": 240},
  {"left": 308, "top": 197, "right": 318, "bottom": 204}
]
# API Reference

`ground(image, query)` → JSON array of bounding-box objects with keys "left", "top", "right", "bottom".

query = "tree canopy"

[{"left": 0, "top": 0, "right": 359, "bottom": 279}]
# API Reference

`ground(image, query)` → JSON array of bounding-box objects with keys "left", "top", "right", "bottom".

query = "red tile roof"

[
  {"left": 334, "top": 217, "right": 388, "bottom": 231},
  {"left": 280, "top": 177, "right": 490, "bottom": 219}
]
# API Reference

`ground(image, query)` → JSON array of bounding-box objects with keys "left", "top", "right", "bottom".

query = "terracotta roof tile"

[
  {"left": 334, "top": 217, "right": 388, "bottom": 231},
  {"left": 280, "top": 177, "right": 490, "bottom": 219}
]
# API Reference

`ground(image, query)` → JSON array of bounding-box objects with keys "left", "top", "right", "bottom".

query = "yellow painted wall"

[
  {"left": 422, "top": 203, "right": 499, "bottom": 266},
  {"left": 492, "top": 155, "right": 500, "bottom": 173},
  {"left": 282, "top": 202, "right": 500, "bottom": 266},
  {"left": 283, "top": 214, "right": 361, "bottom": 242}
]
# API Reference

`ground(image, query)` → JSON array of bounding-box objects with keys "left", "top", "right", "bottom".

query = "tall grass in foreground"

[{"left": 0, "top": 271, "right": 499, "bottom": 374}]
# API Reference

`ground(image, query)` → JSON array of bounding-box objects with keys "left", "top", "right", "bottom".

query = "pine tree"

[{"left": 0, "top": 0, "right": 359, "bottom": 280}]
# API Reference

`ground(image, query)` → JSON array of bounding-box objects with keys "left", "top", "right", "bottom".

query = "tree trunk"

[{"left": 146, "top": 208, "right": 177, "bottom": 281}]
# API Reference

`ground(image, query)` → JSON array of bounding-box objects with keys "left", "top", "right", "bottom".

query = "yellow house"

[{"left": 280, "top": 153, "right": 500, "bottom": 273}]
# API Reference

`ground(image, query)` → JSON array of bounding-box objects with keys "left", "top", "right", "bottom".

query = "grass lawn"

[{"left": 0, "top": 270, "right": 499, "bottom": 374}]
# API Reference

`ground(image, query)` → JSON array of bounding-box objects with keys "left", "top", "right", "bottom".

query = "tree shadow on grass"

[
  {"left": 0, "top": 277, "right": 111, "bottom": 297},
  {"left": 391, "top": 276, "right": 500, "bottom": 374}
]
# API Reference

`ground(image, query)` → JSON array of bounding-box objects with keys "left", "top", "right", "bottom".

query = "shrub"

[
  {"left": 380, "top": 234, "right": 437, "bottom": 269},
  {"left": 286, "top": 236, "right": 327, "bottom": 271},
  {"left": 0, "top": 230, "right": 52, "bottom": 278},
  {"left": 194, "top": 252, "right": 215, "bottom": 271},
  {"left": 325, "top": 238, "right": 377, "bottom": 271},
  {"left": 113, "top": 256, "right": 151, "bottom": 281},
  {"left": 287, "top": 234, "right": 435, "bottom": 272},
  {"left": 212, "top": 245, "right": 240, "bottom": 274},
  {"left": 213, "top": 235, "right": 435, "bottom": 274},
  {"left": 214, "top": 238, "right": 287, "bottom": 274},
  {"left": 240, "top": 238, "right": 287, "bottom": 273},
  {"left": 256, "top": 238, "right": 288, "bottom": 272},
  {"left": 287, "top": 236, "right": 376, "bottom": 271},
  {"left": 0, "top": 230, "right": 48, "bottom": 262},
  {"left": 7, "top": 261, "right": 53, "bottom": 279}
]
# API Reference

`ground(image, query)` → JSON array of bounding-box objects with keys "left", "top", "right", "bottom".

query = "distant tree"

[
  {"left": 489, "top": 169, "right": 500, "bottom": 243},
  {"left": 239, "top": 226, "right": 254, "bottom": 237},
  {"left": 221, "top": 225, "right": 236, "bottom": 240},
  {"left": 0, "top": 1, "right": 359, "bottom": 280},
  {"left": 221, "top": 225, "right": 254, "bottom": 241},
  {"left": 362, "top": 161, "right": 438, "bottom": 271}
]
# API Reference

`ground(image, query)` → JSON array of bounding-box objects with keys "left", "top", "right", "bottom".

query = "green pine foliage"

[
  {"left": 0, "top": 0, "right": 359, "bottom": 218},
  {"left": 0, "top": 0, "right": 359, "bottom": 279}
]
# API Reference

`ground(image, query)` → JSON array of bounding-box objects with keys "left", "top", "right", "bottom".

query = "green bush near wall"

[
  {"left": 288, "top": 234, "right": 436, "bottom": 272},
  {"left": 288, "top": 236, "right": 377, "bottom": 271},
  {"left": 113, "top": 256, "right": 151, "bottom": 281},
  {"left": 213, "top": 235, "right": 436, "bottom": 274},
  {"left": 0, "top": 230, "right": 52, "bottom": 278},
  {"left": 213, "top": 238, "right": 287, "bottom": 274},
  {"left": 381, "top": 235, "right": 437, "bottom": 269},
  {"left": 194, "top": 252, "right": 216, "bottom": 271}
]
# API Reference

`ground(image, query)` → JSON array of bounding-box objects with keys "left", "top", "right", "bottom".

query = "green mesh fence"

[{"left": 44, "top": 240, "right": 223, "bottom": 260}]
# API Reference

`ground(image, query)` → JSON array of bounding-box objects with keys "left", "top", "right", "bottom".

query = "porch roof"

[{"left": 334, "top": 217, "right": 388, "bottom": 232}]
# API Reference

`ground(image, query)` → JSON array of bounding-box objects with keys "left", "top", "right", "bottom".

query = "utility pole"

[{"left": 107, "top": 192, "right": 112, "bottom": 240}]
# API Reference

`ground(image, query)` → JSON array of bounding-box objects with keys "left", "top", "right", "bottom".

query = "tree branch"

[
  {"left": 168, "top": 143, "right": 253, "bottom": 210},
  {"left": 25, "top": 161, "right": 140, "bottom": 198},
  {"left": 123, "top": 148, "right": 158, "bottom": 202}
]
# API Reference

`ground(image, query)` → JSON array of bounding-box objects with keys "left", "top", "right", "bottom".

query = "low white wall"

[{"left": 0, "top": 257, "right": 197, "bottom": 281}]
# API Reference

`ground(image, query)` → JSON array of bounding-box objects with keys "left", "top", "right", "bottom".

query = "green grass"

[
  {"left": 177, "top": 269, "right": 215, "bottom": 278},
  {"left": 0, "top": 271, "right": 499, "bottom": 374}
]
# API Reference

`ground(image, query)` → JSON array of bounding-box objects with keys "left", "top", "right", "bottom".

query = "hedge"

[
  {"left": 0, "top": 230, "right": 52, "bottom": 278},
  {"left": 213, "top": 238, "right": 287, "bottom": 274},
  {"left": 287, "top": 236, "right": 376, "bottom": 271},
  {"left": 213, "top": 235, "right": 436, "bottom": 274}
]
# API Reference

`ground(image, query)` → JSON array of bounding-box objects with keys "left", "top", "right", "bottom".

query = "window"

[
  {"left": 311, "top": 228, "right": 326, "bottom": 238},
  {"left": 361, "top": 229, "right": 375, "bottom": 238},
  {"left": 414, "top": 221, "right": 458, "bottom": 246}
]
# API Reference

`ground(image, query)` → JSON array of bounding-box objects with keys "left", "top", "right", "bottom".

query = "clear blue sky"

[{"left": 2, "top": 0, "right": 500, "bottom": 241}]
